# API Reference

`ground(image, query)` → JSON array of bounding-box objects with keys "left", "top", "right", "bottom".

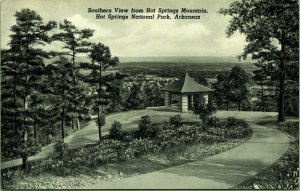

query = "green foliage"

[
  {"left": 284, "top": 83, "right": 299, "bottom": 116},
  {"left": 138, "top": 115, "right": 152, "bottom": 138},
  {"left": 213, "top": 66, "right": 250, "bottom": 110},
  {"left": 205, "top": 116, "right": 220, "bottom": 127},
  {"left": 1, "top": 8, "right": 56, "bottom": 169},
  {"left": 53, "top": 139, "right": 68, "bottom": 158},
  {"left": 219, "top": 0, "right": 299, "bottom": 121},
  {"left": 212, "top": 72, "right": 231, "bottom": 108},
  {"left": 169, "top": 115, "right": 182, "bottom": 127},
  {"left": 97, "top": 112, "right": 105, "bottom": 128},
  {"left": 143, "top": 83, "right": 164, "bottom": 107},
  {"left": 228, "top": 66, "right": 250, "bottom": 110},
  {"left": 124, "top": 139, "right": 160, "bottom": 159},
  {"left": 192, "top": 95, "right": 217, "bottom": 122},
  {"left": 81, "top": 42, "right": 121, "bottom": 139},
  {"left": 125, "top": 83, "right": 145, "bottom": 110},
  {"left": 223, "top": 117, "right": 252, "bottom": 139},
  {"left": 109, "top": 121, "right": 123, "bottom": 140}
]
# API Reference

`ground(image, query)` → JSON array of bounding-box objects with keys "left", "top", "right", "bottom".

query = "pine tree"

[
  {"left": 81, "top": 43, "right": 119, "bottom": 140},
  {"left": 52, "top": 19, "right": 94, "bottom": 129},
  {"left": 2, "top": 9, "right": 56, "bottom": 171},
  {"left": 45, "top": 57, "right": 74, "bottom": 140}
]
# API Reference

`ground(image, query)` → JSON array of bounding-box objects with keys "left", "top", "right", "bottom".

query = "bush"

[
  {"left": 53, "top": 139, "right": 68, "bottom": 158},
  {"left": 279, "top": 122, "right": 299, "bottom": 138},
  {"left": 169, "top": 115, "right": 182, "bottom": 127},
  {"left": 138, "top": 115, "right": 152, "bottom": 138},
  {"left": 205, "top": 116, "right": 220, "bottom": 127},
  {"left": 222, "top": 117, "right": 251, "bottom": 139},
  {"left": 124, "top": 138, "right": 159, "bottom": 159},
  {"left": 109, "top": 121, "right": 123, "bottom": 140},
  {"left": 224, "top": 117, "right": 248, "bottom": 129}
]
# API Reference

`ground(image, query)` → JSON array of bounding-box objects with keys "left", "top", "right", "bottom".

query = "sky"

[{"left": 1, "top": 0, "right": 246, "bottom": 58}]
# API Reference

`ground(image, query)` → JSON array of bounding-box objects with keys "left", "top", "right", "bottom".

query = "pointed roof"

[{"left": 162, "top": 73, "right": 214, "bottom": 93}]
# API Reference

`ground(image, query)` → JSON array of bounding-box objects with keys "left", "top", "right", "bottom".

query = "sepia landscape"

[{"left": 1, "top": 0, "right": 299, "bottom": 189}]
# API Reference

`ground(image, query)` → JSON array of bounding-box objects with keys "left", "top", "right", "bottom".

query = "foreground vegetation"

[
  {"left": 2, "top": 116, "right": 252, "bottom": 189},
  {"left": 236, "top": 122, "right": 299, "bottom": 190}
]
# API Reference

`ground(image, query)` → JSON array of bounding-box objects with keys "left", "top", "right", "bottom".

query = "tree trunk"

[
  {"left": 97, "top": 106, "right": 101, "bottom": 140},
  {"left": 34, "top": 114, "right": 37, "bottom": 140},
  {"left": 97, "top": 64, "right": 102, "bottom": 141},
  {"left": 22, "top": 156, "right": 29, "bottom": 173},
  {"left": 76, "top": 116, "right": 80, "bottom": 130},
  {"left": 261, "top": 81, "right": 265, "bottom": 112},
  {"left": 72, "top": 47, "right": 76, "bottom": 85},
  {"left": 226, "top": 103, "right": 229, "bottom": 111},
  {"left": 61, "top": 107, "right": 65, "bottom": 139},
  {"left": 278, "top": 30, "right": 286, "bottom": 122},
  {"left": 238, "top": 102, "right": 241, "bottom": 111},
  {"left": 23, "top": 95, "right": 29, "bottom": 172},
  {"left": 13, "top": 74, "right": 17, "bottom": 129},
  {"left": 71, "top": 113, "right": 74, "bottom": 129}
]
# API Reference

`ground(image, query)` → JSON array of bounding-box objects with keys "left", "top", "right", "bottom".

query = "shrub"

[
  {"left": 109, "top": 121, "right": 123, "bottom": 140},
  {"left": 205, "top": 116, "right": 220, "bottom": 127},
  {"left": 279, "top": 122, "right": 299, "bottom": 138},
  {"left": 224, "top": 117, "right": 249, "bottom": 129},
  {"left": 225, "top": 117, "right": 238, "bottom": 128},
  {"left": 53, "top": 139, "right": 68, "bottom": 158},
  {"left": 221, "top": 117, "right": 252, "bottom": 139},
  {"left": 169, "top": 115, "right": 182, "bottom": 127},
  {"left": 138, "top": 115, "right": 152, "bottom": 138},
  {"left": 123, "top": 138, "right": 159, "bottom": 160}
]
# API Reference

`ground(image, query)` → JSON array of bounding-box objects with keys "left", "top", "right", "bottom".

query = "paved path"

[{"left": 82, "top": 121, "right": 290, "bottom": 189}]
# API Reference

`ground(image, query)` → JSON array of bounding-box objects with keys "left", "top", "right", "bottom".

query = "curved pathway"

[{"left": 82, "top": 121, "right": 290, "bottom": 189}]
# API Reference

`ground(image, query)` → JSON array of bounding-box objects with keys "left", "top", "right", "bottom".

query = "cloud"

[
  {"left": 67, "top": 14, "right": 116, "bottom": 40},
  {"left": 213, "top": 32, "right": 246, "bottom": 56}
]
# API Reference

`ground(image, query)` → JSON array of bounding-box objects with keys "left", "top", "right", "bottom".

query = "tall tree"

[
  {"left": 125, "top": 83, "right": 145, "bottom": 110},
  {"left": 52, "top": 19, "right": 94, "bottom": 129},
  {"left": 228, "top": 66, "right": 250, "bottom": 111},
  {"left": 253, "top": 61, "right": 273, "bottom": 112},
  {"left": 3, "top": 8, "right": 56, "bottom": 171},
  {"left": 81, "top": 43, "right": 119, "bottom": 140},
  {"left": 220, "top": 0, "right": 299, "bottom": 122},
  {"left": 212, "top": 73, "right": 231, "bottom": 110},
  {"left": 45, "top": 57, "right": 74, "bottom": 140}
]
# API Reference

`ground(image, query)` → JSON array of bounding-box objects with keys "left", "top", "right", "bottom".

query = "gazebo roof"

[{"left": 162, "top": 73, "right": 214, "bottom": 93}]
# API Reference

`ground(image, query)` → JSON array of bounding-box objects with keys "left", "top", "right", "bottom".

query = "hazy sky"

[{"left": 1, "top": 0, "right": 246, "bottom": 58}]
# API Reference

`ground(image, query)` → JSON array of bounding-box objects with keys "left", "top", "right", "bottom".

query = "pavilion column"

[
  {"left": 191, "top": 94, "right": 194, "bottom": 110},
  {"left": 203, "top": 94, "right": 208, "bottom": 104},
  {"left": 181, "top": 93, "right": 188, "bottom": 112},
  {"left": 164, "top": 91, "right": 170, "bottom": 107}
]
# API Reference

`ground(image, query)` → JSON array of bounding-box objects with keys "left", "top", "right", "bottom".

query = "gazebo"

[{"left": 162, "top": 73, "right": 214, "bottom": 112}]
